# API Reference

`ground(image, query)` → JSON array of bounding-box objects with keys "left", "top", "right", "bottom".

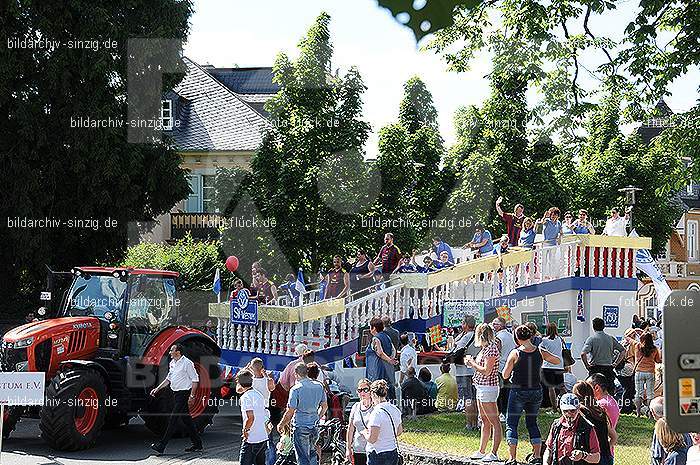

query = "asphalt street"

[{"left": 1, "top": 405, "right": 243, "bottom": 465}]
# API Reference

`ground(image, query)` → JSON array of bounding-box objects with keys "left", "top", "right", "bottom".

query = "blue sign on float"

[
  {"left": 602, "top": 305, "right": 619, "bottom": 328},
  {"left": 230, "top": 288, "right": 258, "bottom": 326}
]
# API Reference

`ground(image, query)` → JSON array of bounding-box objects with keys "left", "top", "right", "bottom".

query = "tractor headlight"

[
  {"left": 15, "top": 361, "right": 29, "bottom": 371},
  {"left": 14, "top": 337, "right": 34, "bottom": 349}
]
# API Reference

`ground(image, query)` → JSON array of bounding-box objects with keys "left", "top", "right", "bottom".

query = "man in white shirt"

[
  {"left": 399, "top": 333, "right": 418, "bottom": 384},
  {"left": 237, "top": 369, "right": 270, "bottom": 465},
  {"left": 492, "top": 318, "right": 516, "bottom": 419},
  {"left": 248, "top": 358, "right": 276, "bottom": 465},
  {"left": 150, "top": 344, "right": 203, "bottom": 454},
  {"left": 602, "top": 208, "right": 630, "bottom": 236}
]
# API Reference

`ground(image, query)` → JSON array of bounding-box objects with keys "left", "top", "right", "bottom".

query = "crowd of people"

[
  {"left": 250, "top": 197, "right": 632, "bottom": 307},
  {"left": 209, "top": 199, "right": 695, "bottom": 465},
  {"left": 353, "top": 312, "right": 698, "bottom": 465},
  {"left": 163, "top": 305, "right": 698, "bottom": 465}
]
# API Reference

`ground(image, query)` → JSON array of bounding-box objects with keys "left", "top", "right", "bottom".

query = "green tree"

[
  {"left": 576, "top": 95, "right": 685, "bottom": 252},
  {"left": 0, "top": 1, "right": 192, "bottom": 318},
  {"left": 426, "top": 0, "right": 700, "bottom": 145},
  {"left": 122, "top": 235, "right": 223, "bottom": 291},
  {"left": 369, "top": 76, "right": 452, "bottom": 252},
  {"left": 216, "top": 13, "right": 372, "bottom": 278},
  {"left": 444, "top": 67, "right": 574, "bottom": 242}
]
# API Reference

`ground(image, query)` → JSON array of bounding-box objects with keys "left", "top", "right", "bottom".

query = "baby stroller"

[{"left": 274, "top": 419, "right": 347, "bottom": 465}]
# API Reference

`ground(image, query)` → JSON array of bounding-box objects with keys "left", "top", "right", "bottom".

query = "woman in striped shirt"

[{"left": 466, "top": 323, "right": 502, "bottom": 462}]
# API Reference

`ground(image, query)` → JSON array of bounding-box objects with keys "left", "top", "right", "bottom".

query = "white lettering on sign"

[
  {"left": 0, "top": 372, "right": 45, "bottom": 406},
  {"left": 72, "top": 322, "right": 93, "bottom": 330}
]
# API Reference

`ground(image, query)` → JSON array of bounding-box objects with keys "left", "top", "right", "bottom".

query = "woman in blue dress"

[{"left": 365, "top": 317, "right": 398, "bottom": 399}]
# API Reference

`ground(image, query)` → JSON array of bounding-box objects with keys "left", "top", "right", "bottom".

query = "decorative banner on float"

[
  {"left": 496, "top": 305, "right": 513, "bottom": 323},
  {"left": 428, "top": 324, "right": 443, "bottom": 345},
  {"left": 230, "top": 288, "right": 258, "bottom": 326},
  {"left": 442, "top": 300, "right": 485, "bottom": 328}
]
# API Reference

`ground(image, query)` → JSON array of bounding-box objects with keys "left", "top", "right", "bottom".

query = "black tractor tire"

[
  {"left": 2, "top": 406, "right": 22, "bottom": 439},
  {"left": 142, "top": 340, "right": 220, "bottom": 437},
  {"left": 39, "top": 368, "right": 108, "bottom": 451}
]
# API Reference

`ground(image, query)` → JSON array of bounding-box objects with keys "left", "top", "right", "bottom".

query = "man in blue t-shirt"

[
  {"left": 278, "top": 363, "right": 328, "bottom": 465},
  {"left": 466, "top": 223, "right": 493, "bottom": 257}
]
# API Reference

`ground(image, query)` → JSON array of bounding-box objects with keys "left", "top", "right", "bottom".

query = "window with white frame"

[
  {"left": 161, "top": 99, "right": 173, "bottom": 130},
  {"left": 688, "top": 220, "right": 698, "bottom": 261},
  {"left": 202, "top": 175, "right": 217, "bottom": 213}
]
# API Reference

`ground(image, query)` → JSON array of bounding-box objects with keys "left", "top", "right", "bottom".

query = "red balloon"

[{"left": 225, "top": 256, "right": 239, "bottom": 272}]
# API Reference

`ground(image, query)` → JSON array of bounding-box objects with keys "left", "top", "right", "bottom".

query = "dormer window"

[{"left": 161, "top": 99, "right": 173, "bottom": 130}]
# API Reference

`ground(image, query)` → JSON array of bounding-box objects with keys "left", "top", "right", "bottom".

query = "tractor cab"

[{"left": 62, "top": 267, "right": 181, "bottom": 357}]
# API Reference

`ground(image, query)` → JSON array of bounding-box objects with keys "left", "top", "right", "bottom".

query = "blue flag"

[{"left": 212, "top": 268, "right": 221, "bottom": 302}]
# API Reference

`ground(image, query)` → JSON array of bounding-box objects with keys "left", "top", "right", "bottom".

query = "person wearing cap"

[{"left": 543, "top": 393, "right": 601, "bottom": 465}]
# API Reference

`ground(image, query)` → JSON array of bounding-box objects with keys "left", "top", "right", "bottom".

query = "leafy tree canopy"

[{"left": 1, "top": 0, "right": 193, "bottom": 317}]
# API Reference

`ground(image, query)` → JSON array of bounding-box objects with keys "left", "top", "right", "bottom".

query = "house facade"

[
  {"left": 137, "top": 57, "right": 276, "bottom": 243},
  {"left": 637, "top": 101, "right": 700, "bottom": 318}
]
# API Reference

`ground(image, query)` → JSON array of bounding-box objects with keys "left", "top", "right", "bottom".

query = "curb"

[{"left": 400, "top": 442, "right": 476, "bottom": 465}]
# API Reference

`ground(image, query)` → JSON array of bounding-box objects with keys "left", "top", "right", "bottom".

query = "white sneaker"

[
  {"left": 482, "top": 453, "right": 500, "bottom": 462},
  {"left": 499, "top": 413, "right": 506, "bottom": 423},
  {"left": 470, "top": 451, "right": 486, "bottom": 460}
]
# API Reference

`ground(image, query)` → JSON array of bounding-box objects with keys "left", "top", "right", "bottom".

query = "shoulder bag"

[
  {"left": 561, "top": 337, "right": 576, "bottom": 367},
  {"left": 380, "top": 407, "right": 404, "bottom": 465}
]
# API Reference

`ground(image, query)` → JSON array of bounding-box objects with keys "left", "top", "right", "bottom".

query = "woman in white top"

[
  {"left": 689, "top": 432, "right": 700, "bottom": 465},
  {"left": 362, "top": 379, "right": 403, "bottom": 465},
  {"left": 346, "top": 378, "right": 374, "bottom": 465},
  {"left": 539, "top": 322, "right": 565, "bottom": 412}
]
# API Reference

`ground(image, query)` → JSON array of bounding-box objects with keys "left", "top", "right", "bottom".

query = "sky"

[{"left": 183, "top": 0, "right": 699, "bottom": 157}]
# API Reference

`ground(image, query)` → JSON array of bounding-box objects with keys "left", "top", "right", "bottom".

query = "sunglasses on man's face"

[{"left": 358, "top": 387, "right": 370, "bottom": 393}]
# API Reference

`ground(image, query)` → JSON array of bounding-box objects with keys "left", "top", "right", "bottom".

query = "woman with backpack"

[
  {"left": 346, "top": 378, "right": 374, "bottom": 465},
  {"left": 502, "top": 325, "right": 561, "bottom": 465},
  {"left": 573, "top": 381, "right": 617, "bottom": 465}
]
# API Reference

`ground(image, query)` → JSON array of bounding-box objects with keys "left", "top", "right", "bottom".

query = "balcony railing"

[
  {"left": 209, "top": 235, "right": 652, "bottom": 356},
  {"left": 170, "top": 212, "right": 223, "bottom": 241},
  {"left": 657, "top": 260, "right": 687, "bottom": 278}
]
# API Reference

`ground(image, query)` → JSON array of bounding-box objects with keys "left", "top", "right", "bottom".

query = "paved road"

[{"left": 2, "top": 405, "right": 243, "bottom": 465}]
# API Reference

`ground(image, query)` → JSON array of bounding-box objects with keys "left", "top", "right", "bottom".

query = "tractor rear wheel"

[
  {"left": 39, "top": 368, "right": 107, "bottom": 451},
  {"left": 142, "top": 341, "right": 220, "bottom": 437}
]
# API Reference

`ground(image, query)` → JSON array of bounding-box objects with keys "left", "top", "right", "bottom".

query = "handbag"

[
  {"left": 380, "top": 407, "right": 404, "bottom": 465},
  {"left": 561, "top": 338, "right": 575, "bottom": 367},
  {"left": 444, "top": 332, "right": 475, "bottom": 365}
]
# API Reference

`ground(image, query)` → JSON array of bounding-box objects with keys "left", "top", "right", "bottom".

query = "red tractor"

[{"left": 0, "top": 266, "right": 222, "bottom": 451}]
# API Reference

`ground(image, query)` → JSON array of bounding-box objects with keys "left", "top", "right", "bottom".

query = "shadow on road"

[{"left": 2, "top": 406, "right": 243, "bottom": 464}]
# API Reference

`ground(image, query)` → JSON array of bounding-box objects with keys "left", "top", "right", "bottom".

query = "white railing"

[
  {"left": 657, "top": 260, "right": 687, "bottom": 278},
  {"left": 212, "top": 236, "right": 650, "bottom": 356}
]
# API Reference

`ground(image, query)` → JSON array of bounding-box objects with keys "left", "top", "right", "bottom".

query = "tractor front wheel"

[{"left": 39, "top": 368, "right": 107, "bottom": 451}]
